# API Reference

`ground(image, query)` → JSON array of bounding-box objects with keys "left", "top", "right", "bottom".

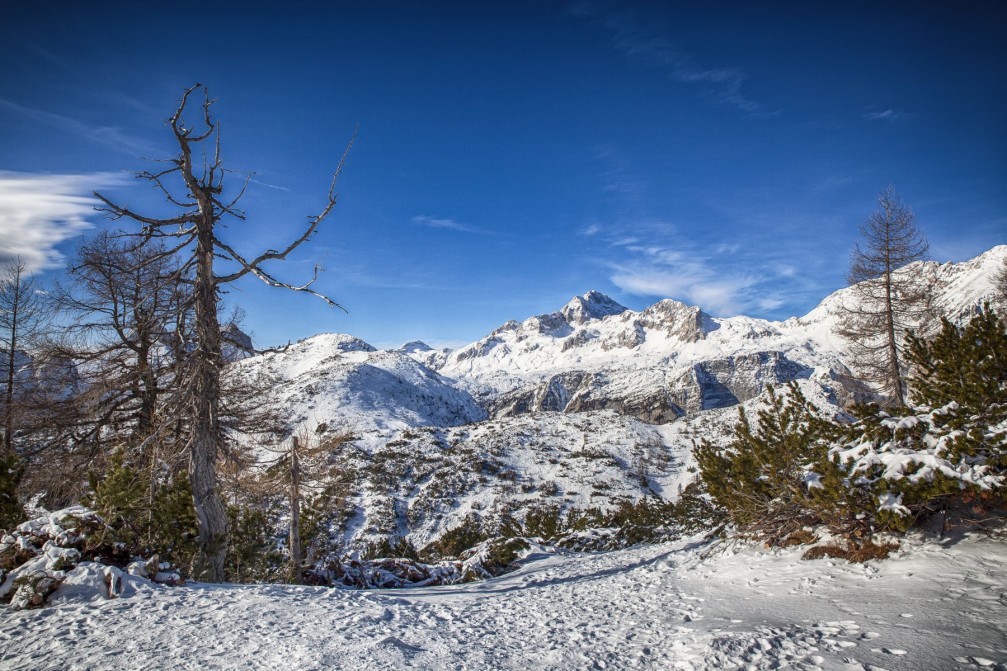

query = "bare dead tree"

[
  {"left": 0, "top": 257, "right": 48, "bottom": 455},
  {"left": 254, "top": 425, "right": 354, "bottom": 582},
  {"left": 93, "top": 84, "right": 353, "bottom": 581},
  {"left": 839, "top": 186, "right": 932, "bottom": 406}
]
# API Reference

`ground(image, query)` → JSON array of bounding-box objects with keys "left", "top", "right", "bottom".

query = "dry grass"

[
  {"left": 802, "top": 539, "right": 899, "bottom": 563},
  {"left": 778, "top": 529, "right": 819, "bottom": 547}
]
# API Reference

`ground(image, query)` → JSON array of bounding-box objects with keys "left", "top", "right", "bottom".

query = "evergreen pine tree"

[
  {"left": 905, "top": 305, "right": 1007, "bottom": 474},
  {"left": 0, "top": 452, "right": 23, "bottom": 532},
  {"left": 695, "top": 383, "right": 843, "bottom": 543}
]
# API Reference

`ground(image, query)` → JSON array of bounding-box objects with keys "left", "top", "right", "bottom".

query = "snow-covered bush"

[
  {"left": 311, "top": 537, "right": 540, "bottom": 588},
  {"left": 698, "top": 308, "right": 1006, "bottom": 553},
  {"left": 0, "top": 507, "right": 182, "bottom": 609},
  {"left": 828, "top": 402, "right": 1004, "bottom": 531}
]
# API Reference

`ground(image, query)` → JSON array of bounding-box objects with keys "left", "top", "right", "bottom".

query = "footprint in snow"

[
  {"left": 955, "top": 656, "right": 997, "bottom": 668},
  {"left": 377, "top": 636, "right": 426, "bottom": 652}
]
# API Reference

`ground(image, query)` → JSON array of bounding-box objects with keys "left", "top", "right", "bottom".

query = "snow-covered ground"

[{"left": 2, "top": 533, "right": 1004, "bottom": 670}]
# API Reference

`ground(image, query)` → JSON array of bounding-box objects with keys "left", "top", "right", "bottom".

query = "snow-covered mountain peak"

[
  {"left": 638, "top": 298, "right": 715, "bottom": 342},
  {"left": 560, "top": 290, "right": 628, "bottom": 325},
  {"left": 231, "top": 332, "right": 485, "bottom": 434},
  {"left": 796, "top": 243, "right": 1007, "bottom": 331},
  {"left": 399, "top": 340, "right": 433, "bottom": 354},
  {"left": 303, "top": 332, "right": 377, "bottom": 354}
]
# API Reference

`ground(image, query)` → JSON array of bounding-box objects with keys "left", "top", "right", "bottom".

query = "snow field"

[{"left": 1, "top": 533, "right": 1003, "bottom": 670}]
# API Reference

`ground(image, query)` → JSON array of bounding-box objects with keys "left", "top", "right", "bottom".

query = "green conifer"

[
  {"left": 695, "top": 383, "right": 842, "bottom": 543},
  {"left": 0, "top": 453, "right": 23, "bottom": 533}
]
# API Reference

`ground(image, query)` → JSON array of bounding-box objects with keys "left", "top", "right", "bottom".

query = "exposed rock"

[
  {"left": 399, "top": 341, "right": 433, "bottom": 353},
  {"left": 692, "top": 351, "right": 812, "bottom": 411},
  {"left": 561, "top": 328, "right": 598, "bottom": 352},
  {"left": 487, "top": 351, "right": 809, "bottom": 423},
  {"left": 638, "top": 299, "right": 714, "bottom": 343},
  {"left": 222, "top": 323, "right": 256, "bottom": 361},
  {"left": 600, "top": 321, "right": 645, "bottom": 350},
  {"left": 560, "top": 291, "right": 628, "bottom": 325}
]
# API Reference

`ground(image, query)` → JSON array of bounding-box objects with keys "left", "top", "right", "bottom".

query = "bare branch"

[
  {"left": 213, "top": 238, "right": 346, "bottom": 311},
  {"left": 212, "top": 128, "right": 356, "bottom": 293},
  {"left": 93, "top": 190, "right": 196, "bottom": 229}
]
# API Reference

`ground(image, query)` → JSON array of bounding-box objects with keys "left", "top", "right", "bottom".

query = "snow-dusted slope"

[
  {"left": 332, "top": 410, "right": 692, "bottom": 549},
  {"left": 229, "top": 333, "right": 486, "bottom": 433}
]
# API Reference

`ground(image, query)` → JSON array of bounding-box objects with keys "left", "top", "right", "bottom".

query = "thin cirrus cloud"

[
  {"left": 0, "top": 171, "right": 126, "bottom": 271},
  {"left": 863, "top": 109, "right": 908, "bottom": 122},
  {"left": 0, "top": 97, "right": 159, "bottom": 157},
  {"left": 411, "top": 215, "right": 480, "bottom": 233},
  {"left": 608, "top": 244, "right": 755, "bottom": 315},
  {"left": 571, "top": 2, "right": 778, "bottom": 117},
  {"left": 593, "top": 231, "right": 794, "bottom": 317}
]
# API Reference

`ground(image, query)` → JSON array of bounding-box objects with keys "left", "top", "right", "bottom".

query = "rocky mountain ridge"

[{"left": 404, "top": 245, "right": 1005, "bottom": 423}]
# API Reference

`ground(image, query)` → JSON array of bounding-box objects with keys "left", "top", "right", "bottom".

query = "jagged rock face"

[
  {"left": 564, "top": 373, "right": 685, "bottom": 424},
  {"left": 691, "top": 351, "right": 811, "bottom": 411},
  {"left": 560, "top": 291, "right": 629, "bottom": 325},
  {"left": 637, "top": 299, "right": 713, "bottom": 343},
  {"left": 600, "top": 320, "right": 645, "bottom": 351},
  {"left": 222, "top": 324, "right": 256, "bottom": 362},
  {"left": 487, "top": 350, "right": 810, "bottom": 423},
  {"left": 520, "top": 312, "right": 571, "bottom": 338}
]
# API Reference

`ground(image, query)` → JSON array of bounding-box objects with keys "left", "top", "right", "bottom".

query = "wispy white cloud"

[
  {"left": 411, "top": 215, "right": 480, "bottom": 233},
  {"left": 0, "top": 171, "right": 126, "bottom": 271},
  {"left": 863, "top": 108, "right": 908, "bottom": 122},
  {"left": 582, "top": 218, "right": 810, "bottom": 317},
  {"left": 571, "top": 2, "right": 779, "bottom": 117},
  {"left": 608, "top": 242, "right": 758, "bottom": 315},
  {"left": 249, "top": 178, "right": 291, "bottom": 192},
  {"left": 0, "top": 98, "right": 159, "bottom": 156}
]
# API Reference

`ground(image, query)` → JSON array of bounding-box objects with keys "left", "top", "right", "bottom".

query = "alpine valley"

[{"left": 229, "top": 245, "right": 1007, "bottom": 551}]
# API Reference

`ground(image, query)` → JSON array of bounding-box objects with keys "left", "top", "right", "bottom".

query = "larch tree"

[
  {"left": 0, "top": 257, "right": 47, "bottom": 455},
  {"left": 93, "top": 84, "right": 352, "bottom": 581},
  {"left": 839, "top": 186, "right": 932, "bottom": 406},
  {"left": 48, "top": 230, "right": 189, "bottom": 448}
]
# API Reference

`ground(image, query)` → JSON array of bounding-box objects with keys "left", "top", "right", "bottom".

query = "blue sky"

[{"left": 1, "top": 1, "right": 1004, "bottom": 349}]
